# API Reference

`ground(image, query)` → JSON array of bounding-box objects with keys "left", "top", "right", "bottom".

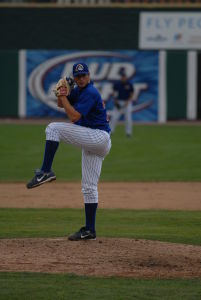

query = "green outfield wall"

[
  {"left": 167, "top": 51, "right": 187, "bottom": 120},
  {"left": 0, "top": 7, "right": 199, "bottom": 50},
  {"left": 0, "top": 51, "right": 18, "bottom": 117},
  {"left": 0, "top": 8, "right": 139, "bottom": 50}
]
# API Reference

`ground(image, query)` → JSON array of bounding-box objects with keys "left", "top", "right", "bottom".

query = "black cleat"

[
  {"left": 68, "top": 227, "right": 96, "bottom": 241},
  {"left": 26, "top": 169, "right": 56, "bottom": 189}
]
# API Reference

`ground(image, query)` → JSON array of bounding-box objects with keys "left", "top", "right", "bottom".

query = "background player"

[
  {"left": 27, "top": 62, "right": 111, "bottom": 241},
  {"left": 110, "top": 67, "right": 134, "bottom": 137}
]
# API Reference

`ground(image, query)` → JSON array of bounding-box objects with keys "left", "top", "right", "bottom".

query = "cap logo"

[{"left": 75, "top": 64, "right": 84, "bottom": 71}]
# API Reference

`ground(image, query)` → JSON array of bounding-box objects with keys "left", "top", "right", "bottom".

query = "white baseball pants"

[
  {"left": 45, "top": 122, "right": 111, "bottom": 204},
  {"left": 110, "top": 100, "right": 133, "bottom": 135}
]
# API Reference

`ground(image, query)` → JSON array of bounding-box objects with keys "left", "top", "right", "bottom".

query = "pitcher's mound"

[{"left": 1, "top": 237, "right": 201, "bottom": 278}]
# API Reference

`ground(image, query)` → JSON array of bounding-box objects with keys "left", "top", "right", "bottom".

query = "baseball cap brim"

[{"left": 73, "top": 71, "right": 89, "bottom": 77}]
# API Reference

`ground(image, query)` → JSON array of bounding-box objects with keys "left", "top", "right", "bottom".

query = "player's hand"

[
  {"left": 53, "top": 77, "right": 75, "bottom": 98},
  {"left": 53, "top": 78, "right": 69, "bottom": 97}
]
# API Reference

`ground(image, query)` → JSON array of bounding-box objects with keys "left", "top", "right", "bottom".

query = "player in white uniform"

[
  {"left": 27, "top": 62, "right": 111, "bottom": 241},
  {"left": 110, "top": 67, "right": 134, "bottom": 137}
]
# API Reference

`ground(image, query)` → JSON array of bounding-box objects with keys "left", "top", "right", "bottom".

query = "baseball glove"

[{"left": 53, "top": 77, "right": 74, "bottom": 97}]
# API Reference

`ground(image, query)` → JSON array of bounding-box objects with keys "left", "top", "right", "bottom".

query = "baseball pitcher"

[{"left": 27, "top": 62, "right": 111, "bottom": 241}]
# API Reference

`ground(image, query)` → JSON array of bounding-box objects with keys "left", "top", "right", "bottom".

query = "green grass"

[
  {"left": 0, "top": 208, "right": 201, "bottom": 245},
  {"left": 0, "top": 273, "right": 201, "bottom": 300},
  {"left": 0, "top": 124, "right": 200, "bottom": 181},
  {"left": 0, "top": 123, "right": 201, "bottom": 299}
]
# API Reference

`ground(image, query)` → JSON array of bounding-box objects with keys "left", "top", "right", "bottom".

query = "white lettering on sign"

[
  {"left": 28, "top": 51, "right": 147, "bottom": 112},
  {"left": 140, "top": 12, "right": 201, "bottom": 49}
]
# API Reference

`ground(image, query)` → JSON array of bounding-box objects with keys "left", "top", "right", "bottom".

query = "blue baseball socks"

[
  {"left": 41, "top": 140, "right": 59, "bottom": 172},
  {"left": 85, "top": 203, "right": 98, "bottom": 233}
]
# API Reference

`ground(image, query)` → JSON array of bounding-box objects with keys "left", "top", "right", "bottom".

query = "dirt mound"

[
  {"left": 1, "top": 237, "right": 201, "bottom": 278},
  {"left": 1, "top": 182, "right": 201, "bottom": 278}
]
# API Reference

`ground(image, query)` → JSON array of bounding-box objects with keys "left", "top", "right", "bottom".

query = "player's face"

[
  {"left": 121, "top": 75, "right": 127, "bottom": 82},
  {"left": 74, "top": 74, "right": 90, "bottom": 89}
]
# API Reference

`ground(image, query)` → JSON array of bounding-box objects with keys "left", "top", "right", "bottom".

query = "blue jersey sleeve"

[{"left": 74, "top": 90, "right": 96, "bottom": 117}]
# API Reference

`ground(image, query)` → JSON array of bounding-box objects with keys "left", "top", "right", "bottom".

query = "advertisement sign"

[
  {"left": 139, "top": 12, "right": 201, "bottom": 49},
  {"left": 26, "top": 50, "right": 158, "bottom": 121}
]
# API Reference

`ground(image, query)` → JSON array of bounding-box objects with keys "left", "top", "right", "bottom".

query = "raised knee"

[
  {"left": 45, "top": 123, "right": 59, "bottom": 141},
  {"left": 45, "top": 122, "right": 56, "bottom": 133}
]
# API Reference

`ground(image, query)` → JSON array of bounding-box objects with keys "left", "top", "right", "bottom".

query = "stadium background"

[
  {"left": 0, "top": 2, "right": 201, "bottom": 300},
  {"left": 0, "top": 4, "right": 201, "bottom": 121}
]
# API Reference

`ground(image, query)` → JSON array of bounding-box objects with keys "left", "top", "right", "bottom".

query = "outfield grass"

[
  {"left": 0, "top": 124, "right": 200, "bottom": 181},
  {"left": 0, "top": 273, "right": 201, "bottom": 300},
  {"left": 0, "top": 208, "right": 201, "bottom": 245}
]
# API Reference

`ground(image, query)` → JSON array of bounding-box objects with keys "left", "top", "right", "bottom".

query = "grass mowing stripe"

[
  {"left": 0, "top": 273, "right": 201, "bottom": 300},
  {"left": 0, "top": 124, "right": 201, "bottom": 181},
  {"left": 0, "top": 208, "right": 201, "bottom": 245}
]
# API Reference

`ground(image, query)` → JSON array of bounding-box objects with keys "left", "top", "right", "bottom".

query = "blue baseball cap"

[{"left": 73, "top": 62, "right": 89, "bottom": 77}]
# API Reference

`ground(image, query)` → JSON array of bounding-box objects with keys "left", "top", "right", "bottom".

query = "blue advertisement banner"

[{"left": 26, "top": 50, "right": 159, "bottom": 121}]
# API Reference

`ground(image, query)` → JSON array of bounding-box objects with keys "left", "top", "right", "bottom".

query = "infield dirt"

[
  {"left": 1, "top": 182, "right": 201, "bottom": 210},
  {"left": 0, "top": 182, "right": 201, "bottom": 278}
]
